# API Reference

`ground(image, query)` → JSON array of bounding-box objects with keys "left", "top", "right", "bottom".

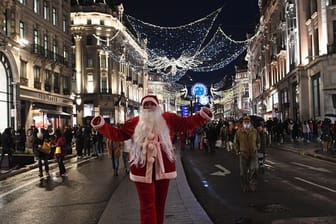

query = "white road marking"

[
  {"left": 211, "top": 164, "right": 231, "bottom": 176},
  {"left": 264, "top": 163, "right": 274, "bottom": 168},
  {"left": 294, "top": 177, "right": 336, "bottom": 193},
  {"left": 291, "top": 162, "right": 331, "bottom": 173},
  {"left": 265, "top": 159, "right": 275, "bottom": 165}
]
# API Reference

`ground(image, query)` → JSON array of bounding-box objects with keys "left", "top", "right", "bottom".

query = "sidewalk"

[{"left": 98, "top": 151, "right": 213, "bottom": 224}]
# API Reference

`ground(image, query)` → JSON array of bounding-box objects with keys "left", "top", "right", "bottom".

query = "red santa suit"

[{"left": 91, "top": 95, "right": 212, "bottom": 224}]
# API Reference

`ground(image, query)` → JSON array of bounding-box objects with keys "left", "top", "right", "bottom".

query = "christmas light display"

[
  {"left": 125, "top": 7, "right": 258, "bottom": 82},
  {"left": 91, "top": 7, "right": 258, "bottom": 84}
]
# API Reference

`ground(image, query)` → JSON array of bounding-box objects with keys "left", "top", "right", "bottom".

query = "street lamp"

[{"left": 75, "top": 95, "right": 82, "bottom": 108}]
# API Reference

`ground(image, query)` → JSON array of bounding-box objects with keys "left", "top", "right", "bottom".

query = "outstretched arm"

[{"left": 91, "top": 115, "right": 138, "bottom": 141}]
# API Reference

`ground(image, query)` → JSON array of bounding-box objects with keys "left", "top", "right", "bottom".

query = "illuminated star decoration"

[{"left": 126, "top": 7, "right": 258, "bottom": 82}]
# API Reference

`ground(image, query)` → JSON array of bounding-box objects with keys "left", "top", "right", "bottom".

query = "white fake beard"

[{"left": 132, "top": 106, "right": 175, "bottom": 166}]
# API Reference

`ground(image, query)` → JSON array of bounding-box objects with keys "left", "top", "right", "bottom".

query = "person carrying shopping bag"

[{"left": 53, "top": 129, "right": 66, "bottom": 177}]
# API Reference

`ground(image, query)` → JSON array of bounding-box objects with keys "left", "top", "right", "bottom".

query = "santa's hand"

[
  {"left": 90, "top": 115, "right": 105, "bottom": 129},
  {"left": 200, "top": 107, "right": 213, "bottom": 120}
]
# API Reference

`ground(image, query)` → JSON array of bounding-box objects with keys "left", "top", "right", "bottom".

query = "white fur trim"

[
  {"left": 141, "top": 97, "right": 158, "bottom": 106},
  {"left": 90, "top": 115, "right": 105, "bottom": 129},
  {"left": 200, "top": 107, "right": 212, "bottom": 120}
]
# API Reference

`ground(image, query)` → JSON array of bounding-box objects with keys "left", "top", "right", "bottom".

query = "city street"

[
  {"left": 1, "top": 143, "right": 336, "bottom": 224},
  {"left": 0, "top": 156, "right": 126, "bottom": 224},
  {"left": 181, "top": 143, "right": 336, "bottom": 223}
]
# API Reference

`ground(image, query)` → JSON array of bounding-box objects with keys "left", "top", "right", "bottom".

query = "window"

[
  {"left": 101, "top": 75, "right": 108, "bottom": 93},
  {"left": 312, "top": 74, "right": 321, "bottom": 117},
  {"left": 87, "top": 57, "right": 93, "bottom": 67},
  {"left": 33, "top": 29, "right": 40, "bottom": 53},
  {"left": 100, "top": 20, "right": 104, "bottom": 25},
  {"left": 332, "top": 0, "right": 336, "bottom": 5},
  {"left": 53, "top": 38, "right": 58, "bottom": 61},
  {"left": 63, "top": 46, "right": 68, "bottom": 64},
  {"left": 314, "top": 28, "right": 319, "bottom": 56},
  {"left": 33, "top": 0, "right": 39, "bottom": 14},
  {"left": 100, "top": 54, "right": 106, "bottom": 68},
  {"left": 63, "top": 76, "right": 70, "bottom": 94},
  {"left": 19, "top": 21, "right": 25, "bottom": 39},
  {"left": 54, "top": 73, "right": 60, "bottom": 93},
  {"left": 45, "top": 70, "right": 51, "bottom": 91},
  {"left": 43, "top": 0, "right": 49, "bottom": 20},
  {"left": 45, "top": 70, "right": 51, "bottom": 84},
  {"left": 33, "top": 66, "right": 41, "bottom": 89},
  {"left": 20, "top": 60, "right": 27, "bottom": 78},
  {"left": 308, "top": 35, "right": 313, "bottom": 61},
  {"left": 44, "top": 33, "right": 49, "bottom": 57},
  {"left": 62, "top": 15, "right": 67, "bottom": 33},
  {"left": 52, "top": 8, "right": 57, "bottom": 26},
  {"left": 87, "top": 73, "right": 94, "bottom": 93},
  {"left": 87, "top": 19, "right": 92, "bottom": 25},
  {"left": 34, "top": 66, "right": 41, "bottom": 81}
]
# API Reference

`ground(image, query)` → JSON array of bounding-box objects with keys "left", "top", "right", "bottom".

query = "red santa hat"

[{"left": 141, "top": 95, "right": 159, "bottom": 106}]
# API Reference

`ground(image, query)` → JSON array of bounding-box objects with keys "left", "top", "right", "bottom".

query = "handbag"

[
  {"left": 40, "top": 141, "right": 51, "bottom": 154},
  {"left": 55, "top": 146, "right": 62, "bottom": 155}
]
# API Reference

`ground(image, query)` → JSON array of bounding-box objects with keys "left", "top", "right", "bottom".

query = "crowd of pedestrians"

[{"left": 175, "top": 115, "right": 336, "bottom": 193}]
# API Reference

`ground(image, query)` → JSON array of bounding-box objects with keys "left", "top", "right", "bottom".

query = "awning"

[{"left": 39, "top": 109, "right": 72, "bottom": 118}]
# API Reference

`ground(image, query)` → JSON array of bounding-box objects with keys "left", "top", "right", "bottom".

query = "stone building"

[
  {"left": 0, "top": 0, "right": 73, "bottom": 133},
  {"left": 247, "top": 0, "right": 336, "bottom": 122},
  {"left": 70, "top": 1, "right": 148, "bottom": 125}
]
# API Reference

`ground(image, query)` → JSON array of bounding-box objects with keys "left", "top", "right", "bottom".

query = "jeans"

[
  {"left": 38, "top": 153, "right": 49, "bottom": 174},
  {"left": 239, "top": 153, "right": 258, "bottom": 188},
  {"left": 56, "top": 156, "right": 66, "bottom": 175}
]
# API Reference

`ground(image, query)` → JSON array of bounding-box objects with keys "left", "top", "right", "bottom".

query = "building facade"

[
  {"left": 70, "top": 2, "right": 148, "bottom": 126},
  {"left": 247, "top": 0, "right": 336, "bottom": 122},
  {"left": 0, "top": 0, "right": 73, "bottom": 133}
]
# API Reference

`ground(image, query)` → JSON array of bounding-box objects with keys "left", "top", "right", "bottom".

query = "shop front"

[{"left": 19, "top": 87, "right": 73, "bottom": 133}]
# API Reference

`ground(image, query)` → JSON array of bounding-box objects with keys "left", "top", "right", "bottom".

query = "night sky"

[{"left": 113, "top": 0, "right": 260, "bottom": 87}]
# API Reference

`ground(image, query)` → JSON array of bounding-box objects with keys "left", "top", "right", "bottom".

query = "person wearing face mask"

[
  {"left": 234, "top": 115, "right": 260, "bottom": 192},
  {"left": 90, "top": 94, "right": 213, "bottom": 224}
]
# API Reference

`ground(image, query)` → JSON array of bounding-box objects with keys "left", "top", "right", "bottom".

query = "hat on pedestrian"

[
  {"left": 141, "top": 95, "right": 159, "bottom": 107},
  {"left": 242, "top": 115, "right": 251, "bottom": 121}
]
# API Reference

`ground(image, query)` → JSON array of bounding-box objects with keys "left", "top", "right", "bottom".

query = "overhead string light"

[{"left": 97, "top": 7, "right": 259, "bottom": 82}]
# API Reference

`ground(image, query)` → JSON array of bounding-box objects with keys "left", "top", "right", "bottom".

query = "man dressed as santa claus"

[{"left": 91, "top": 94, "right": 213, "bottom": 224}]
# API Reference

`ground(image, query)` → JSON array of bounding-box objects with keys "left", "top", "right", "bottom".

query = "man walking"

[{"left": 234, "top": 115, "right": 260, "bottom": 192}]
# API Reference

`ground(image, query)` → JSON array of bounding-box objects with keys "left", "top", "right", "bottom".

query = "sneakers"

[{"left": 38, "top": 173, "right": 43, "bottom": 177}]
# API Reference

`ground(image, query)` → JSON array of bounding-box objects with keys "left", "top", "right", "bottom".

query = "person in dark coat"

[
  {"left": 0, "top": 128, "right": 15, "bottom": 169},
  {"left": 33, "top": 131, "right": 50, "bottom": 177}
]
